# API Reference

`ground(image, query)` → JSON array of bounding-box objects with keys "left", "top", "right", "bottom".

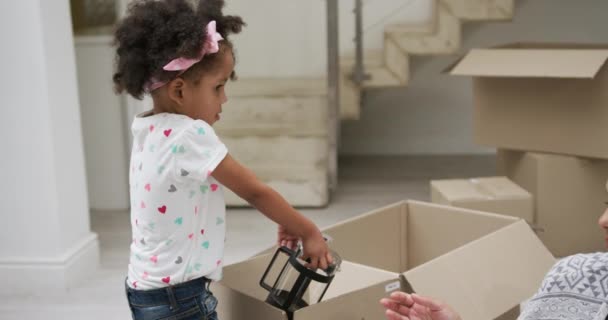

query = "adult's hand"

[{"left": 379, "top": 291, "right": 461, "bottom": 320}]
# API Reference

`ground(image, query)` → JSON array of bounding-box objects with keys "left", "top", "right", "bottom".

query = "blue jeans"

[{"left": 125, "top": 276, "right": 219, "bottom": 320}]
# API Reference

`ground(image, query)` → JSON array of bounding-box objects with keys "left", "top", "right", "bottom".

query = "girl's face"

[
  {"left": 180, "top": 49, "right": 234, "bottom": 126},
  {"left": 598, "top": 206, "right": 608, "bottom": 249}
]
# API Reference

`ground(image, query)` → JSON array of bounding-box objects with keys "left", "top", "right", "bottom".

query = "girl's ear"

[{"left": 167, "top": 78, "right": 186, "bottom": 107}]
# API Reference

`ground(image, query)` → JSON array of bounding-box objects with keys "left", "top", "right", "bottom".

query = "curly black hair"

[{"left": 113, "top": 0, "right": 245, "bottom": 99}]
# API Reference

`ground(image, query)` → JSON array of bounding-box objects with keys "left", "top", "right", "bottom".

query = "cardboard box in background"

[
  {"left": 497, "top": 149, "right": 608, "bottom": 257},
  {"left": 446, "top": 43, "right": 608, "bottom": 159},
  {"left": 431, "top": 177, "right": 534, "bottom": 223},
  {"left": 214, "top": 200, "right": 555, "bottom": 320}
]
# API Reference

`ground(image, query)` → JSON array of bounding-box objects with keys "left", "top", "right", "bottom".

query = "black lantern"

[{"left": 259, "top": 244, "right": 341, "bottom": 317}]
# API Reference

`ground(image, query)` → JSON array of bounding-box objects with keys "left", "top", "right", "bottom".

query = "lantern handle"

[{"left": 260, "top": 246, "right": 296, "bottom": 292}]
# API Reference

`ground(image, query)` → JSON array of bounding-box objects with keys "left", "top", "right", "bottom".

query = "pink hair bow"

[
  {"left": 162, "top": 21, "right": 223, "bottom": 71},
  {"left": 145, "top": 20, "right": 224, "bottom": 92}
]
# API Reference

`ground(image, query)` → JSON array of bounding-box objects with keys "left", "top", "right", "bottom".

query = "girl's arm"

[{"left": 212, "top": 154, "right": 331, "bottom": 270}]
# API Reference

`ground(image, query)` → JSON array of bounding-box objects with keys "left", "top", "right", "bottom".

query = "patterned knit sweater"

[{"left": 519, "top": 253, "right": 608, "bottom": 320}]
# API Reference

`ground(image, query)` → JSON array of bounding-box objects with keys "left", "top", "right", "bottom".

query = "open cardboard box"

[
  {"left": 213, "top": 201, "right": 555, "bottom": 319},
  {"left": 213, "top": 254, "right": 400, "bottom": 319},
  {"left": 445, "top": 43, "right": 608, "bottom": 159}
]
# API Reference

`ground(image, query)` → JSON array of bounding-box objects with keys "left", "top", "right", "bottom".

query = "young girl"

[{"left": 113, "top": 1, "right": 331, "bottom": 319}]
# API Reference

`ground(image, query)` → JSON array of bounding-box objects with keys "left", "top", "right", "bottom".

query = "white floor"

[{"left": 0, "top": 155, "right": 495, "bottom": 320}]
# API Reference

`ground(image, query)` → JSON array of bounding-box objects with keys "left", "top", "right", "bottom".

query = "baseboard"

[{"left": 0, "top": 232, "right": 100, "bottom": 295}]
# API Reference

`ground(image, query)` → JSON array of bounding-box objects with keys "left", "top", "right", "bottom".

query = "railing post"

[
  {"left": 350, "top": 0, "right": 369, "bottom": 85},
  {"left": 326, "top": 0, "right": 340, "bottom": 193}
]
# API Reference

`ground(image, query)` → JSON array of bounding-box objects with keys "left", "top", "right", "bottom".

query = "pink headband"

[{"left": 144, "top": 20, "right": 224, "bottom": 93}]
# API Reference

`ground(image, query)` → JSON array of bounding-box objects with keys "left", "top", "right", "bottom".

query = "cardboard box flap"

[
  {"left": 212, "top": 281, "right": 287, "bottom": 319},
  {"left": 447, "top": 48, "right": 608, "bottom": 79},
  {"left": 321, "top": 202, "right": 404, "bottom": 273},
  {"left": 405, "top": 201, "right": 517, "bottom": 269},
  {"left": 220, "top": 253, "right": 399, "bottom": 317},
  {"left": 311, "top": 260, "right": 398, "bottom": 302},
  {"left": 401, "top": 220, "right": 555, "bottom": 320},
  {"left": 221, "top": 253, "right": 280, "bottom": 301},
  {"left": 295, "top": 279, "right": 399, "bottom": 320}
]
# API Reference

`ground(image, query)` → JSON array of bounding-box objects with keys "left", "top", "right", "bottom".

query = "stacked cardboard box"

[
  {"left": 497, "top": 150, "right": 607, "bottom": 257},
  {"left": 431, "top": 177, "right": 534, "bottom": 223},
  {"left": 446, "top": 43, "right": 608, "bottom": 257},
  {"left": 214, "top": 201, "right": 554, "bottom": 320}
]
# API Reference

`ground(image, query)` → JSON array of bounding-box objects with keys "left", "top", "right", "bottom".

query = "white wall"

[
  {"left": 0, "top": 0, "right": 60, "bottom": 258},
  {"left": 225, "top": 0, "right": 433, "bottom": 77},
  {"left": 40, "top": 0, "right": 94, "bottom": 249},
  {"left": 75, "top": 36, "right": 131, "bottom": 210},
  {"left": 0, "top": 0, "right": 99, "bottom": 293},
  {"left": 340, "top": 0, "right": 608, "bottom": 155},
  {"left": 0, "top": 0, "right": 92, "bottom": 258}
]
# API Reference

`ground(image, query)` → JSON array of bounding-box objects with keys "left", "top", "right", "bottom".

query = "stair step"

[
  {"left": 338, "top": 47, "right": 408, "bottom": 120},
  {"left": 215, "top": 95, "right": 327, "bottom": 137},
  {"left": 223, "top": 136, "right": 328, "bottom": 207},
  {"left": 226, "top": 77, "right": 326, "bottom": 97},
  {"left": 384, "top": 23, "right": 436, "bottom": 36},
  {"left": 339, "top": 51, "right": 376, "bottom": 120},
  {"left": 224, "top": 165, "right": 328, "bottom": 207},
  {"left": 388, "top": 2, "right": 461, "bottom": 55},
  {"left": 339, "top": 71, "right": 361, "bottom": 120},
  {"left": 385, "top": 0, "right": 439, "bottom": 35},
  {"left": 225, "top": 170, "right": 328, "bottom": 207},
  {"left": 341, "top": 50, "right": 406, "bottom": 88},
  {"left": 341, "top": 50, "right": 384, "bottom": 67},
  {"left": 223, "top": 136, "right": 327, "bottom": 167},
  {"left": 383, "top": 35, "right": 410, "bottom": 84},
  {"left": 442, "top": 0, "right": 514, "bottom": 21},
  {"left": 342, "top": 65, "right": 404, "bottom": 88},
  {"left": 216, "top": 78, "right": 329, "bottom": 207}
]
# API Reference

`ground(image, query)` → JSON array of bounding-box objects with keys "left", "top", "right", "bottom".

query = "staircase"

[
  {"left": 221, "top": 0, "right": 515, "bottom": 207},
  {"left": 341, "top": 0, "right": 514, "bottom": 119}
]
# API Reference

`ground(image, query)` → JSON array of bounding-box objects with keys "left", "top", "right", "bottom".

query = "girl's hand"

[
  {"left": 277, "top": 224, "right": 299, "bottom": 251},
  {"left": 300, "top": 229, "right": 333, "bottom": 271},
  {"left": 379, "top": 292, "right": 461, "bottom": 320}
]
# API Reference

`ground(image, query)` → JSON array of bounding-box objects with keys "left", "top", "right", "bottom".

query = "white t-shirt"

[{"left": 126, "top": 112, "right": 228, "bottom": 290}]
